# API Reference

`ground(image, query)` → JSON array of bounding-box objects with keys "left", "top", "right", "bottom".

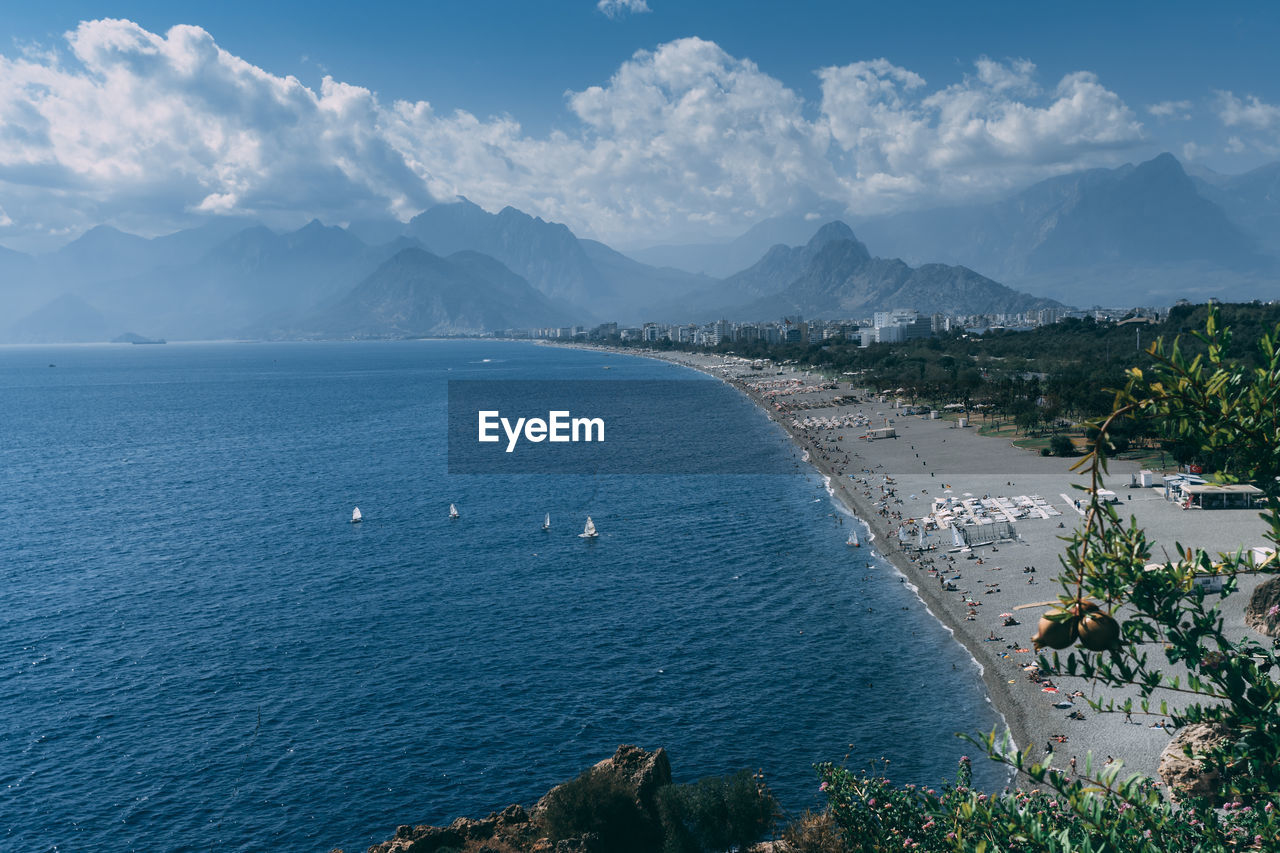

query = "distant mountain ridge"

[
  {"left": 24, "top": 159, "right": 1267, "bottom": 342},
  {"left": 301, "top": 247, "right": 577, "bottom": 338},
  {"left": 405, "top": 198, "right": 714, "bottom": 319},
  {"left": 0, "top": 206, "right": 1069, "bottom": 342},
  {"left": 720, "top": 222, "right": 1060, "bottom": 320},
  {"left": 848, "top": 152, "right": 1277, "bottom": 306}
]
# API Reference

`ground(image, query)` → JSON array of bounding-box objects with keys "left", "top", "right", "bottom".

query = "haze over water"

[{"left": 1, "top": 340, "right": 999, "bottom": 852}]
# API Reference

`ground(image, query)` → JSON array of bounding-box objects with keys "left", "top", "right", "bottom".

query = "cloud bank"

[{"left": 0, "top": 20, "right": 1156, "bottom": 248}]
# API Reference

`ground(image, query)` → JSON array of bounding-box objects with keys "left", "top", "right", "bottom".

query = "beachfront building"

[{"left": 1176, "top": 483, "right": 1265, "bottom": 510}]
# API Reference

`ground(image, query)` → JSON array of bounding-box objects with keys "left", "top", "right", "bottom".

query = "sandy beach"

[{"left": 584, "top": 345, "right": 1275, "bottom": 788}]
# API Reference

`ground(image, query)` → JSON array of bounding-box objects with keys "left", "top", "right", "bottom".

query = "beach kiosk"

[{"left": 1178, "top": 484, "right": 1263, "bottom": 510}]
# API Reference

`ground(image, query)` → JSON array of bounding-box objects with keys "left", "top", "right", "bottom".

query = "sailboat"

[
  {"left": 579, "top": 516, "right": 598, "bottom": 539},
  {"left": 542, "top": 513, "right": 551, "bottom": 531},
  {"left": 449, "top": 503, "right": 460, "bottom": 520},
  {"left": 351, "top": 507, "right": 362, "bottom": 524},
  {"left": 846, "top": 529, "right": 860, "bottom": 547}
]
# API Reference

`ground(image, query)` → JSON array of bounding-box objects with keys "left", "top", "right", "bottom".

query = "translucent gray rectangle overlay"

[{"left": 448, "top": 380, "right": 795, "bottom": 474}]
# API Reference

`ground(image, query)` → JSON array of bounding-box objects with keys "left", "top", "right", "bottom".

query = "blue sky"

[{"left": 2, "top": 1, "right": 1278, "bottom": 251}]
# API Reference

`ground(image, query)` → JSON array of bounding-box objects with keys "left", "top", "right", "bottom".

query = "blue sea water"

[{"left": 0, "top": 341, "right": 1001, "bottom": 852}]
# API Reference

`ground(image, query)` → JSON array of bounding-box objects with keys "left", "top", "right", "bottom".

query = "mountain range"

[
  {"left": 726, "top": 222, "right": 1060, "bottom": 319},
  {"left": 635, "top": 153, "right": 1280, "bottom": 309},
  {"left": 297, "top": 248, "right": 576, "bottom": 338},
  {"left": 1, "top": 152, "right": 1274, "bottom": 342}
]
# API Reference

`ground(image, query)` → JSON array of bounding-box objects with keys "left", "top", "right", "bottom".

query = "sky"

[{"left": 1, "top": 1, "right": 1279, "bottom": 253}]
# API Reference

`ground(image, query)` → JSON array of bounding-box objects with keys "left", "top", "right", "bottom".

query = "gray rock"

[
  {"left": 1157, "top": 721, "right": 1232, "bottom": 801},
  {"left": 1245, "top": 577, "right": 1280, "bottom": 637}
]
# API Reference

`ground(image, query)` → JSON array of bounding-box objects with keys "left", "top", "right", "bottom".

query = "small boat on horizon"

[
  {"left": 351, "top": 507, "right": 362, "bottom": 524},
  {"left": 449, "top": 503, "right": 460, "bottom": 520},
  {"left": 542, "top": 513, "right": 551, "bottom": 531},
  {"left": 579, "top": 516, "right": 598, "bottom": 539}
]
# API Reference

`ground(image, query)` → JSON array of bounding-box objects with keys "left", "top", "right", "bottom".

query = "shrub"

[
  {"left": 656, "top": 770, "right": 777, "bottom": 853},
  {"left": 539, "top": 767, "right": 657, "bottom": 853},
  {"left": 777, "top": 810, "right": 844, "bottom": 853},
  {"left": 1049, "top": 434, "right": 1075, "bottom": 457}
]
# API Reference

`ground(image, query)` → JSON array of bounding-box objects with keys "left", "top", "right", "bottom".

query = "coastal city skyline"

[{"left": 2, "top": 2, "right": 1280, "bottom": 253}]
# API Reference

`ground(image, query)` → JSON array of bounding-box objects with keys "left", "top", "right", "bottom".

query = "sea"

[{"left": 0, "top": 340, "right": 1001, "bottom": 852}]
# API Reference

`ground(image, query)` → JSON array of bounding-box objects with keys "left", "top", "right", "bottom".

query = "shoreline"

[
  {"left": 553, "top": 342, "right": 1274, "bottom": 788},
  {"left": 681, "top": 356, "right": 1034, "bottom": 757}
]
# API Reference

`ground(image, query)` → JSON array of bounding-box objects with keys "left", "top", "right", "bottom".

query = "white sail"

[
  {"left": 543, "top": 513, "right": 551, "bottom": 530},
  {"left": 952, "top": 525, "right": 965, "bottom": 548},
  {"left": 847, "top": 530, "right": 859, "bottom": 547},
  {"left": 352, "top": 507, "right": 362, "bottom": 523},
  {"left": 449, "top": 503, "right": 459, "bottom": 519},
  {"left": 580, "top": 516, "right": 598, "bottom": 538}
]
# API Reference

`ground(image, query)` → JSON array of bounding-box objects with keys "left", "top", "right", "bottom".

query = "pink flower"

[
  {"left": 819, "top": 782, "right": 828, "bottom": 792},
  {"left": 1268, "top": 604, "right": 1280, "bottom": 619}
]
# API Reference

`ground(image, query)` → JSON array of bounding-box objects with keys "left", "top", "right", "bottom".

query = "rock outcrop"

[
  {"left": 1157, "top": 722, "right": 1232, "bottom": 801},
  {"left": 363, "top": 745, "right": 671, "bottom": 853},
  {"left": 1245, "top": 577, "right": 1280, "bottom": 637},
  {"left": 535, "top": 744, "right": 672, "bottom": 826}
]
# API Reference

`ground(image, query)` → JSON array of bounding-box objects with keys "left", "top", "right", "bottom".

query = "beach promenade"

[{"left": 642, "top": 350, "right": 1274, "bottom": 788}]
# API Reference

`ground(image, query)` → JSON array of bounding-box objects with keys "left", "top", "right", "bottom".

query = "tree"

[{"left": 1049, "top": 434, "right": 1075, "bottom": 457}]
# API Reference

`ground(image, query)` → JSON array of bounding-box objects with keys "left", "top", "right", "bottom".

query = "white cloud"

[
  {"left": 597, "top": 0, "right": 651, "bottom": 19},
  {"left": 1215, "top": 91, "right": 1280, "bottom": 155},
  {"left": 0, "top": 21, "right": 1149, "bottom": 249},
  {"left": 817, "top": 58, "right": 1144, "bottom": 207},
  {"left": 1147, "top": 100, "right": 1193, "bottom": 119},
  {"left": 1217, "top": 91, "right": 1280, "bottom": 129}
]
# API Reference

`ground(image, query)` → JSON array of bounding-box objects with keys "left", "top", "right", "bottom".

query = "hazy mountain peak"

[
  {"left": 1143, "top": 151, "right": 1183, "bottom": 170},
  {"left": 807, "top": 220, "right": 856, "bottom": 246},
  {"left": 305, "top": 243, "right": 577, "bottom": 337},
  {"left": 806, "top": 221, "right": 870, "bottom": 264}
]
